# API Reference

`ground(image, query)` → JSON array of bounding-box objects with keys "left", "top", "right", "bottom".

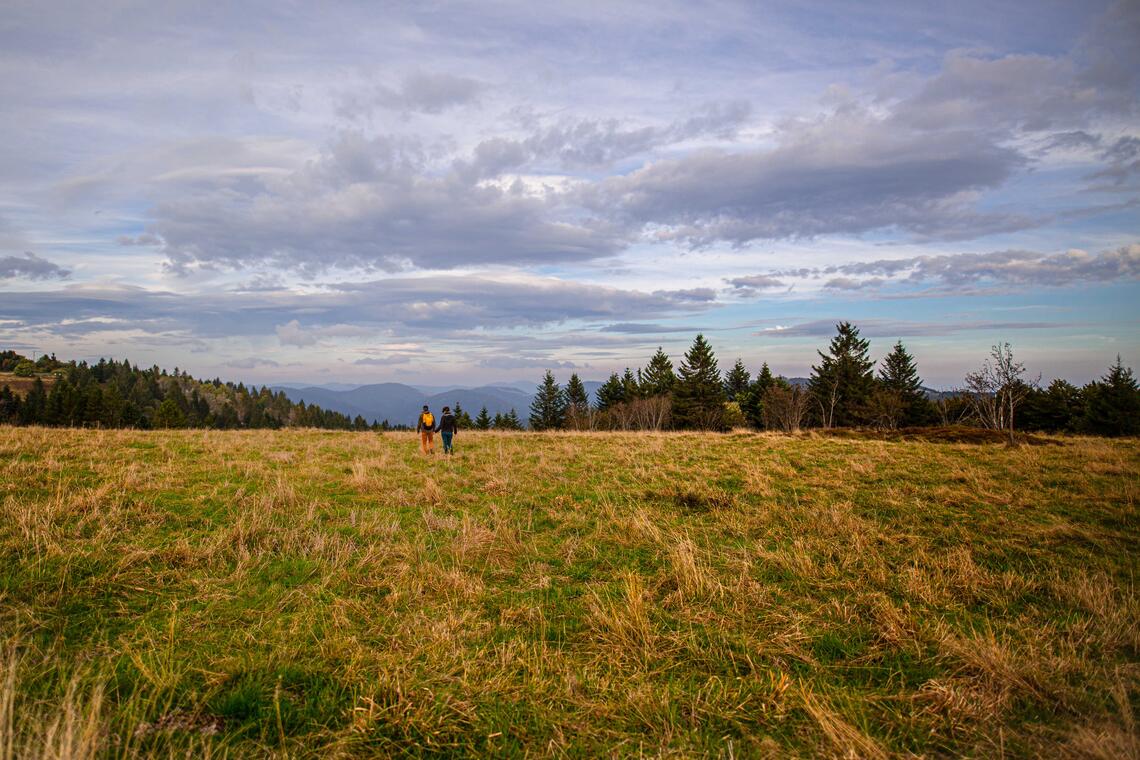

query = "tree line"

[
  {"left": 526, "top": 324, "right": 1140, "bottom": 437},
  {"left": 0, "top": 352, "right": 388, "bottom": 431}
]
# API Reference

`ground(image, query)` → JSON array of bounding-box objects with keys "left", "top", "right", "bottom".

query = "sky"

[{"left": 1, "top": 0, "right": 1138, "bottom": 389}]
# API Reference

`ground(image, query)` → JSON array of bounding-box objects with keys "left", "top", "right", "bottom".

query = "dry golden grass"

[{"left": 0, "top": 427, "right": 1137, "bottom": 757}]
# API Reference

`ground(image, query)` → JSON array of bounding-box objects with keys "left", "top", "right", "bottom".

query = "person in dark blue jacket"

[{"left": 435, "top": 406, "right": 458, "bottom": 454}]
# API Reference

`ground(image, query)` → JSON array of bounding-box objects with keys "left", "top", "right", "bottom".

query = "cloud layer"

[
  {"left": 0, "top": 0, "right": 1137, "bottom": 385},
  {"left": 730, "top": 245, "right": 1140, "bottom": 295}
]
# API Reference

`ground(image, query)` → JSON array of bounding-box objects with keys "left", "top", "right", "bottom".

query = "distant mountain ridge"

[{"left": 272, "top": 382, "right": 541, "bottom": 427}]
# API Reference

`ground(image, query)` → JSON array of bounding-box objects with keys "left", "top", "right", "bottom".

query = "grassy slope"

[
  {"left": 1, "top": 428, "right": 1137, "bottom": 758},
  {"left": 0, "top": 372, "right": 56, "bottom": 398}
]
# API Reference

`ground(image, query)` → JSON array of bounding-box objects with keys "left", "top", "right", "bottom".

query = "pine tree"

[
  {"left": 723, "top": 358, "right": 751, "bottom": 401},
  {"left": 878, "top": 341, "right": 935, "bottom": 426},
  {"left": 673, "top": 334, "right": 727, "bottom": 430},
  {"left": 19, "top": 378, "right": 47, "bottom": 424},
  {"left": 528, "top": 371, "right": 567, "bottom": 431},
  {"left": 0, "top": 385, "right": 18, "bottom": 423},
  {"left": 739, "top": 362, "right": 774, "bottom": 428},
  {"left": 621, "top": 368, "right": 640, "bottom": 400},
  {"left": 475, "top": 406, "right": 492, "bottom": 430},
  {"left": 154, "top": 397, "right": 187, "bottom": 428},
  {"left": 1082, "top": 356, "right": 1140, "bottom": 436},
  {"left": 453, "top": 402, "right": 474, "bottom": 427},
  {"left": 565, "top": 373, "right": 589, "bottom": 413},
  {"left": 808, "top": 322, "right": 875, "bottom": 427},
  {"left": 564, "top": 373, "right": 590, "bottom": 428},
  {"left": 595, "top": 373, "right": 625, "bottom": 411},
  {"left": 504, "top": 408, "right": 523, "bottom": 430},
  {"left": 1021, "top": 379, "right": 1082, "bottom": 432},
  {"left": 640, "top": 347, "right": 676, "bottom": 396}
]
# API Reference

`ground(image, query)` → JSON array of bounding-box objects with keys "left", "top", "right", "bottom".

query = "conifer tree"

[
  {"left": 621, "top": 368, "right": 641, "bottom": 400},
  {"left": 640, "top": 347, "right": 676, "bottom": 396},
  {"left": 504, "top": 408, "right": 523, "bottom": 430},
  {"left": 0, "top": 386, "right": 17, "bottom": 423},
  {"left": 19, "top": 378, "right": 47, "bottom": 424},
  {"left": 808, "top": 322, "right": 874, "bottom": 427},
  {"left": 528, "top": 371, "right": 567, "bottom": 430},
  {"left": 564, "top": 373, "right": 590, "bottom": 428},
  {"left": 1021, "top": 379, "right": 1082, "bottom": 432},
  {"left": 739, "top": 362, "right": 774, "bottom": 428},
  {"left": 595, "top": 372, "right": 625, "bottom": 411},
  {"left": 673, "top": 334, "right": 727, "bottom": 430},
  {"left": 453, "top": 402, "right": 474, "bottom": 427},
  {"left": 723, "top": 358, "right": 751, "bottom": 401},
  {"left": 565, "top": 373, "right": 589, "bottom": 414},
  {"left": 475, "top": 406, "right": 492, "bottom": 430},
  {"left": 878, "top": 341, "right": 935, "bottom": 426},
  {"left": 154, "top": 397, "right": 187, "bottom": 428},
  {"left": 1082, "top": 356, "right": 1140, "bottom": 436}
]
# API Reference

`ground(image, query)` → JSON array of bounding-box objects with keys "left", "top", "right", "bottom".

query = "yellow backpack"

[{"left": 421, "top": 412, "right": 434, "bottom": 428}]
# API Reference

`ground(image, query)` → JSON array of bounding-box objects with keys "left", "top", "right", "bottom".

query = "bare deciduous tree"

[
  {"left": 865, "top": 387, "right": 905, "bottom": 430},
  {"left": 595, "top": 395, "right": 673, "bottom": 431},
  {"left": 762, "top": 384, "right": 810, "bottom": 433},
  {"left": 964, "top": 343, "right": 1039, "bottom": 444},
  {"left": 934, "top": 393, "right": 975, "bottom": 426}
]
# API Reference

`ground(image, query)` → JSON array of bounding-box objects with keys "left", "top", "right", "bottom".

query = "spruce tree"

[
  {"left": 492, "top": 411, "right": 505, "bottom": 429},
  {"left": 504, "top": 408, "right": 523, "bottom": 430},
  {"left": 740, "top": 362, "right": 774, "bottom": 428},
  {"left": 453, "top": 402, "right": 474, "bottom": 427},
  {"left": 1082, "top": 356, "right": 1140, "bottom": 436},
  {"left": 1021, "top": 381, "right": 1081, "bottom": 432},
  {"left": 475, "top": 406, "right": 492, "bottom": 430},
  {"left": 0, "top": 386, "right": 18, "bottom": 423},
  {"left": 19, "top": 378, "right": 47, "bottom": 424},
  {"left": 723, "top": 358, "right": 751, "bottom": 401},
  {"left": 565, "top": 373, "right": 589, "bottom": 414},
  {"left": 595, "top": 372, "right": 625, "bottom": 411},
  {"left": 878, "top": 341, "right": 935, "bottom": 426},
  {"left": 1040, "top": 379, "right": 1082, "bottom": 432},
  {"left": 154, "top": 397, "right": 187, "bottom": 428},
  {"left": 673, "top": 334, "right": 727, "bottom": 430},
  {"left": 528, "top": 371, "right": 567, "bottom": 431},
  {"left": 808, "top": 322, "right": 875, "bottom": 427},
  {"left": 640, "top": 347, "right": 676, "bottom": 396},
  {"left": 621, "top": 368, "right": 641, "bottom": 400}
]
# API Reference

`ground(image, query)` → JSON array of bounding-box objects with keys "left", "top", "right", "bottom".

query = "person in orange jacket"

[{"left": 417, "top": 405, "right": 436, "bottom": 454}]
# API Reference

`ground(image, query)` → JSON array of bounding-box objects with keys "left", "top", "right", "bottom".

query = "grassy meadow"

[{"left": 1, "top": 427, "right": 1137, "bottom": 758}]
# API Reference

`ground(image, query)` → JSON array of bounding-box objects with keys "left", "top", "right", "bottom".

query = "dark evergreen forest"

[{"left": 0, "top": 351, "right": 392, "bottom": 431}]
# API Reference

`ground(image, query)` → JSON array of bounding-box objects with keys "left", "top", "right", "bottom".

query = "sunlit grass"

[{"left": 1, "top": 427, "right": 1137, "bottom": 757}]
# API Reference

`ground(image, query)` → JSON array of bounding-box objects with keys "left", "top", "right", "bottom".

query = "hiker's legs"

[
  {"left": 441, "top": 431, "right": 453, "bottom": 453},
  {"left": 420, "top": 430, "right": 434, "bottom": 454}
]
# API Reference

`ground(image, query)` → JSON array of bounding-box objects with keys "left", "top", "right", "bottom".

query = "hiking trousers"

[
  {"left": 420, "top": 430, "right": 434, "bottom": 454},
  {"left": 441, "top": 431, "right": 454, "bottom": 454}
]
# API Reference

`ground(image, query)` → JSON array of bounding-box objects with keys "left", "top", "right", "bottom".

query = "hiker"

[
  {"left": 436, "top": 405, "right": 458, "bottom": 454},
  {"left": 417, "top": 405, "right": 436, "bottom": 454}
]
